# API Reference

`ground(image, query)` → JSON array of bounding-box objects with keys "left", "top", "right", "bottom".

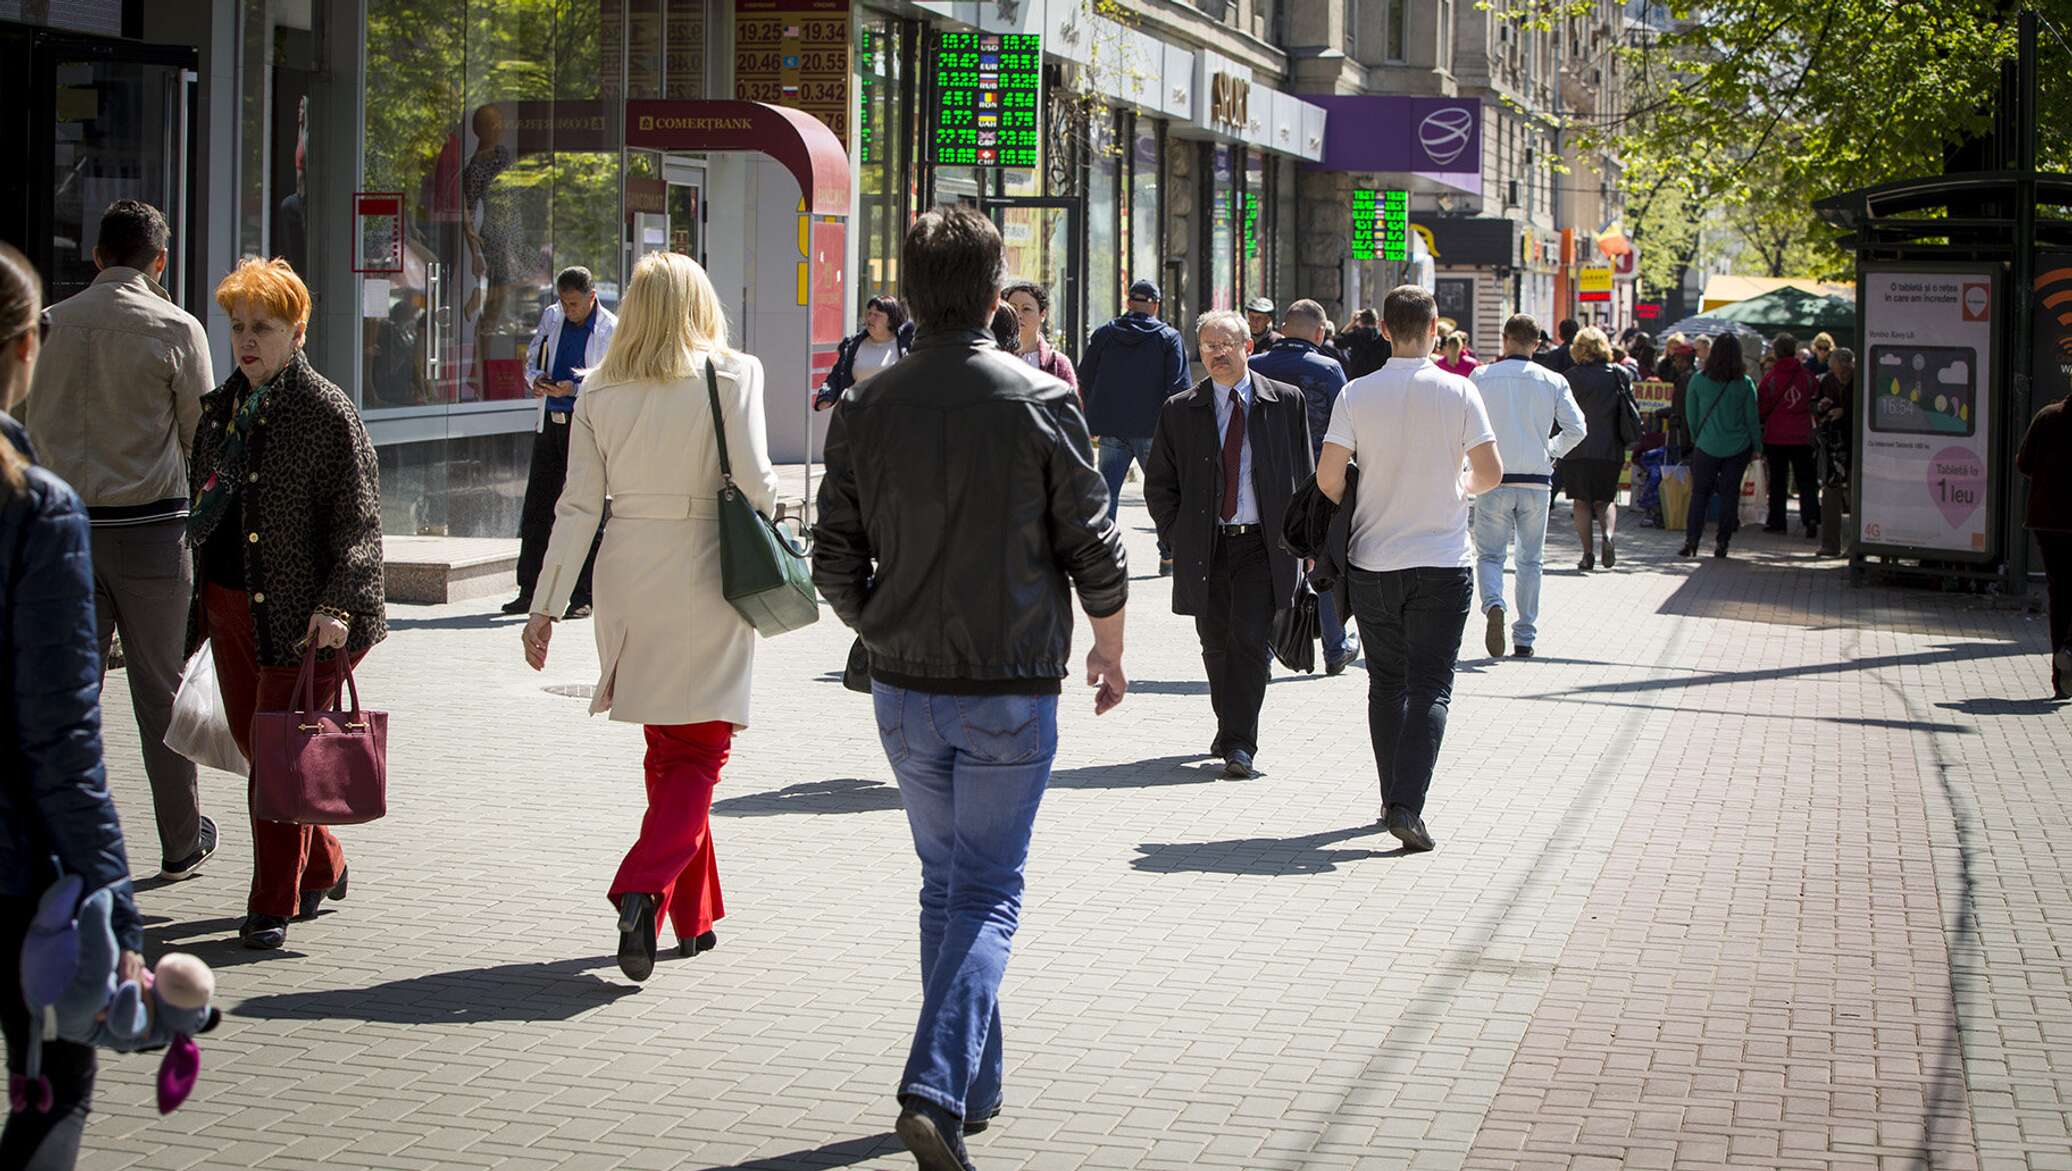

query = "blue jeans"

[
  {"left": 1347, "top": 566, "right": 1472, "bottom": 816},
  {"left": 1471, "top": 486, "right": 1552, "bottom": 648},
  {"left": 1097, "top": 436, "right": 1170, "bottom": 559},
  {"left": 873, "top": 683, "right": 1058, "bottom": 1120},
  {"left": 1317, "top": 579, "right": 1352, "bottom": 660}
]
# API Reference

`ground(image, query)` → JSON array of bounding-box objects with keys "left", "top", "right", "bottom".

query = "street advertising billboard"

[
  {"left": 1856, "top": 267, "right": 2000, "bottom": 560},
  {"left": 1578, "top": 265, "right": 1612, "bottom": 303},
  {"left": 2035, "top": 255, "right": 2072, "bottom": 411}
]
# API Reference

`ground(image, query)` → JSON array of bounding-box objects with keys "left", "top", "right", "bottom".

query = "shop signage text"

[
  {"left": 735, "top": 0, "right": 852, "bottom": 145},
  {"left": 1578, "top": 265, "right": 1613, "bottom": 303},
  {"left": 1305, "top": 95, "right": 1483, "bottom": 177},
  {"left": 1209, "top": 71, "right": 1249, "bottom": 131}
]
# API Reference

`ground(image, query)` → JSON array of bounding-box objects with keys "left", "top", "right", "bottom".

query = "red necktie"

[{"left": 1219, "top": 388, "right": 1246, "bottom": 522}]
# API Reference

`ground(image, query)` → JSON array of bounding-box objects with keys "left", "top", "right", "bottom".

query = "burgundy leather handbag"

[{"left": 250, "top": 646, "right": 388, "bottom": 825}]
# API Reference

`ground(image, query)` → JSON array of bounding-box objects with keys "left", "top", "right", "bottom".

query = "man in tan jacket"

[{"left": 24, "top": 199, "right": 217, "bottom": 880}]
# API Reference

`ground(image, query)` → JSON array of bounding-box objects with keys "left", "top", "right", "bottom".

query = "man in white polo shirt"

[{"left": 1317, "top": 285, "right": 1502, "bottom": 852}]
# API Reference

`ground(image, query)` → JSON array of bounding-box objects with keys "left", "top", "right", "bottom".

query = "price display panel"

[
  {"left": 930, "top": 32, "right": 1042, "bottom": 167},
  {"left": 1351, "top": 189, "right": 1410, "bottom": 262}
]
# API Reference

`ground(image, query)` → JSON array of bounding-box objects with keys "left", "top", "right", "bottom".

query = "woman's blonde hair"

[
  {"left": 1444, "top": 330, "right": 1467, "bottom": 351},
  {"left": 1, "top": 243, "right": 41, "bottom": 494},
  {"left": 592, "top": 251, "right": 730, "bottom": 385},
  {"left": 1571, "top": 326, "right": 1613, "bottom": 365}
]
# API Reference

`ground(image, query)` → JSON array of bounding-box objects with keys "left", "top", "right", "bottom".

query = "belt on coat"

[{"left": 609, "top": 492, "right": 721, "bottom": 520}]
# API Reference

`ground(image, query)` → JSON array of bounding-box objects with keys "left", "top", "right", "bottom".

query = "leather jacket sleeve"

[
  {"left": 811, "top": 400, "right": 872, "bottom": 629},
  {"left": 1043, "top": 399, "right": 1127, "bottom": 618},
  {"left": 9, "top": 477, "right": 141, "bottom": 952}
]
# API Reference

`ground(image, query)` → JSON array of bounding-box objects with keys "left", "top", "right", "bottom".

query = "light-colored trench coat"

[{"left": 535, "top": 350, "right": 780, "bottom": 728}]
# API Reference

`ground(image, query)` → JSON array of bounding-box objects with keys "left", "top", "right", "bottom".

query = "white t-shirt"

[
  {"left": 851, "top": 336, "right": 902, "bottom": 384},
  {"left": 1323, "top": 356, "right": 1496, "bottom": 572}
]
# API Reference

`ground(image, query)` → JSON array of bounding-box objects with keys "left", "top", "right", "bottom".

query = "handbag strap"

[
  {"left": 289, "top": 644, "right": 364, "bottom": 723},
  {"left": 703, "top": 357, "right": 739, "bottom": 496}
]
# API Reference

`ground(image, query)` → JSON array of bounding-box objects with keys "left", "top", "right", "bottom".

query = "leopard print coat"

[{"left": 185, "top": 352, "right": 387, "bottom": 668}]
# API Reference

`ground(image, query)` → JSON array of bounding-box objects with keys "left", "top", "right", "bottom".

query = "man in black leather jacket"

[{"left": 812, "top": 205, "right": 1128, "bottom": 1171}]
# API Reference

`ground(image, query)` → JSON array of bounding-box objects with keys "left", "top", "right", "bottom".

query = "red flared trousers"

[
  {"left": 610, "top": 722, "right": 730, "bottom": 942},
  {"left": 203, "top": 584, "right": 354, "bottom": 919}
]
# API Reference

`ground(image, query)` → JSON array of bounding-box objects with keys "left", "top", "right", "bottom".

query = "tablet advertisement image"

[{"left": 1856, "top": 270, "right": 1996, "bottom": 557}]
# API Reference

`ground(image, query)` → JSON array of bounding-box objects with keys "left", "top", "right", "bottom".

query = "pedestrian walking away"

[
  {"left": 186, "top": 258, "right": 386, "bottom": 951},
  {"left": 813, "top": 293, "right": 915, "bottom": 411},
  {"left": 1471, "top": 314, "right": 1587, "bottom": 657},
  {"left": 1813, "top": 348, "right": 1855, "bottom": 558},
  {"left": 1436, "top": 330, "right": 1480, "bottom": 379},
  {"left": 520, "top": 251, "right": 779, "bottom": 983},
  {"left": 1558, "top": 327, "right": 1639, "bottom": 572},
  {"left": 505, "top": 267, "right": 617, "bottom": 619},
  {"left": 1679, "top": 334, "right": 1762, "bottom": 559},
  {"left": 1758, "top": 332, "right": 1821, "bottom": 538},
  {"left": 814, "top": 206, "right": 1129, "bottom": 1170},
  {"left": 1534, "top": 318, "right": 1580, "bottom": 376},
  {"left": 1001, "top": 281, "right": 1079, "bottom": 398},
  {"left": 1249, "top": 297, "right": 1358, "bottom": 673},
  {"left": 1147, "top": 310, "right": 1314, "bottom": 779},
  {"left": 1078, "top": 278, "right": 1188, "bottom": 575},
  {"left": 1317, "top": 284, "right": 1501, "bottom": 853},
  {"left": 1, "top": 241, "right": 150, "bottom": 1171},
  {"left": 22, "top": 199, "right": 217, "bottom": 882},
  {"left": 2017, "top": 395, "right": 2072, "bottom": 700},
  {"left": 1334, "top": 308, "right": 1389, "bottom": 379}
]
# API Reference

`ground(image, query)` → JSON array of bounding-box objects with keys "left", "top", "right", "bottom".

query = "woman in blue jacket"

[{"left": 0, "top": 242, "right": 142, "bottom": 1169}]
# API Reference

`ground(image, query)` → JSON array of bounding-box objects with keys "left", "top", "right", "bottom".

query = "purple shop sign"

[{"left": 1302, "top": 95, "right": 1483, "bottom": 177}]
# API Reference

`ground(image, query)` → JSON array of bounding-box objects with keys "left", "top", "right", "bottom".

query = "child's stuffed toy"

[{"left": 13, "top": 874, "right": 221, "bottom": 1115}]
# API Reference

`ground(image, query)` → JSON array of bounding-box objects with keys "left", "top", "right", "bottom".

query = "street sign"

[
  {"left": 1350, "top": 189, "right": 1410, "bottom": 262},
  {"left": 929, "top": 31, "right": 1041, "bottom": 167},
  {"left": 1578, "top": 264, "right": 1613, "bottom": 303},
  {"left": 1613, "top": 242, "right": 1639, "bottom": 282}
]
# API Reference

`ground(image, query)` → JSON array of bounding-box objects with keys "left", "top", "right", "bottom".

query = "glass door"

[
  {"left": 31, "top": 35, "right": 199, "bottom": 309},
  {"left": 983, "top": 197, "right": 1084, "bottom": 363}
]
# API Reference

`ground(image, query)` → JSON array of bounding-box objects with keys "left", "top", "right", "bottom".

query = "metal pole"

[{"left": 2008, "top": 10, "right": 2038, "bottom": 593}]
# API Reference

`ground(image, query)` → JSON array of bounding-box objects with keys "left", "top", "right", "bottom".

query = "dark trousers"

[
  {"left": 2, "top": 898, "right": 94, "bottom": 1170},
  {"left": 204, "top": 585, "right": 354, "bottom": 920},
  {"left": 515, "top": 417, "right": 603, "bottom": 605},
  {"left": 1687, "top": 447, "right": 1754, "bottom": 548},
  {"left": 1765, "top": 443, "right": 1819, "bottom": 531},
  {"left": 1194, "top": 529, "right": 1274, "bottom": 758},
  {"left": 2041, "top": 531, "right": 2072, "bottom": 693},
  {"left": 1348, "top": 566, "right": 1472, "bottom": 816}
]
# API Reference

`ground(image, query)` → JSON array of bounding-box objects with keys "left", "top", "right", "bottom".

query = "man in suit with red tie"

[{"left": 1146, "top": 310, "right": 1315, "bottom": 779}]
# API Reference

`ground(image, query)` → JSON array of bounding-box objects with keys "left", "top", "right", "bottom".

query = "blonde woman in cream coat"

[{"left": 521, "top": 250, "right": 781, "bottom": 983}]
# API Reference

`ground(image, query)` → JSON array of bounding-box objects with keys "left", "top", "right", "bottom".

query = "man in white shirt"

[
  {"left": 1470, "top": 314, "right": 1588, "bottom": 658},
  {"left": 1317, "top": 286, "right": 1502, "bottom": 852}
]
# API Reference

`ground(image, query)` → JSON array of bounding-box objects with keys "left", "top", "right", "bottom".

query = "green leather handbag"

[{"left": 705, "top": 359, "right": 820, "bottom": 637}]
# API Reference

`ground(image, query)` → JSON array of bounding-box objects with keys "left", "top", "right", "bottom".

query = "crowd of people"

[{"left": 4, "top": 195, "right": 2070, "bottom": 1171}]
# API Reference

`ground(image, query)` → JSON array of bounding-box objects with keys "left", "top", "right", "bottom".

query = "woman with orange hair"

[{"left": 185, "top": 257, "right": 386, "bottom": 950}]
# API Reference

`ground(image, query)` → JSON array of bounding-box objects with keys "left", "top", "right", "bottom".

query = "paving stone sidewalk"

[{"left": 80, "top": 491, "right": 2072, "bottom": 1170}]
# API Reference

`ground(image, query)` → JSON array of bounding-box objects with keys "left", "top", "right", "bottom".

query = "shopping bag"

[
  {"left": 1658, "top": 464, "right": 1693, "bottom": 533},
  {"left": 1739, "top": 459, "right": 1769, "bottom": 525},
  {"left": 163, "top": 643, "right": 246, "bottom": 775},
  {"left": 250, "top": 646, "right": 388, "bottom": 825}
]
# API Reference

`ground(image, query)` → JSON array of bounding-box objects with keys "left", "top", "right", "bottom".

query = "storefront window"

[
  {"left": 1241, "top": 149, "right": 1264, "bottom": 308},
  {"left": 1127, "top": 118, "right": 1161, "bottom": 294},
  {"left": 856, "top": 16, "right": 908, "bottom": 314},
  {"left": 1207, "top": 143, "right": 1234, "bottom": 312},
  {"left": 1087, "top": 108, "right": 1120, "bottom": 331}
]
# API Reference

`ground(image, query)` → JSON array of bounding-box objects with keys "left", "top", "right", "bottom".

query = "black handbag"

[
  {"left": 705, "top": 359, "right": 819, "bottom": 637},
  {"left": 1270, "top": 583, "right": 1320, "bottom": 674}
]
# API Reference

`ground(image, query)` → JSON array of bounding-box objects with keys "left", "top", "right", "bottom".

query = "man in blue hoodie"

[{"left": 1080, "top": 279, "right": 1190, "bottom": 574}]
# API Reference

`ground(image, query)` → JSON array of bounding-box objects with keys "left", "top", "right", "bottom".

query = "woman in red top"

[
  {"left": 1003, "top": 280, "right": 1079, "bottom": 401},
  {"left": 1757, "top": 332, "right": 1820, "bottom": 538},
  {"left": 1435, "top": 330, "right": 1479, "bottom": 378}
]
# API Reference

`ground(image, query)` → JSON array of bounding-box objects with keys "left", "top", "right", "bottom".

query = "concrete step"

[{"left": 383, "top": 535, "right": 519, "bottom": 605}]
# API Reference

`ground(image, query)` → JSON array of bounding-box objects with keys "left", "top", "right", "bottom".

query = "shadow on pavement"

[
  {"left": 714, "top": 777, "right": 904, "bottom": 817},
  {"left": 1051, "top": 754, "right": 1224, "bottom": 790},
  {"left": 142, "top": 915, "right": 312, "bottom": 970},
  {"left": 693, "top": 1133, "right": 899, "bottom": 1170},
  {"left": 1131, "top": 823, "right": 1405, "bottom": 876},
  {"left": 1530, "top": 641, "right": 2032, "bottom": 700},
  {"left": 1937, "top": 695, "right": 2069, "bottom": 716},
  {"left": 384, "top": 610, "right": 526, "bottom": 632},
  {"left": 1125, "top": 675, "right": 1327, "bottom": 696},
  {"left": 234, "top": 956, "right": 637, "bottom": 1023}
]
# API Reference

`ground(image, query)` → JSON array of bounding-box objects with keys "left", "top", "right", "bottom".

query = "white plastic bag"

[
  {"left": 164, "top": 642, "right": 247, "bottom": 775},
  {"left": 1739, "top": 459, "right": 1769, "bottom": 526}
]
